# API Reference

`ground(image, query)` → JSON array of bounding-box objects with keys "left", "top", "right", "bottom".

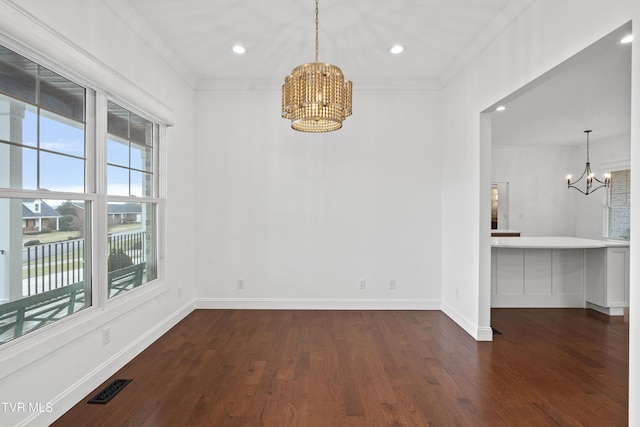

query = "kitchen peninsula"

[{"left": 491, "top": 237, "right": 630, "bottom": 315}]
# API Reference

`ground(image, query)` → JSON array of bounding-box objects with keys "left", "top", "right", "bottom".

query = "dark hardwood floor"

[{"left": 54, "top": 308, "right": 629, "bottom": 426}]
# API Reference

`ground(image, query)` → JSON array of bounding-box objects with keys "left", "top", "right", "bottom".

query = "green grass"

[
  {"left": 23, "top": 231, "right": 81, "bottom": 246},
  {"left": 22, "top": 223, "right": 142, "bottom": 246},
  {"left": 21, "top": 223, "right": 143, "bottom": 280},
  {"left": 108, "top": 223, "right": 143, "bottom": 234},
  {"left": 23, "top": 259, "right": 83, "bottom": 280}
]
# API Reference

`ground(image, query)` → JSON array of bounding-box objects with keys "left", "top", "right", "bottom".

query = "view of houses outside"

[{"left": 19, "top": 199, "right": 146, "bottom": 296}]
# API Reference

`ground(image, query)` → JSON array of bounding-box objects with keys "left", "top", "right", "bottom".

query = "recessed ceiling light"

[
  {"left": 390, "top": 44, "right": 404, "bottom": 54},
  {"left": 496, "top": 105, "right": 506, "bottom": 112},
  {"left": 232, "top": 44, "right": 246, "bottom": 54},
  {"left": 620, "top": 34, "right": 633, "bottom": 44}
]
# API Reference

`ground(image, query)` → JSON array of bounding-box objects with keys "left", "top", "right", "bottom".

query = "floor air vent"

[{"left": 88, "top": 379, "right": 132, "bottom": 404}]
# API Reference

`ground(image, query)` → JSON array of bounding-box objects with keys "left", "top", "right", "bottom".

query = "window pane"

[
  {"left": 129, "top": 112, "right": 152, "bottom": 146},
  {"left": 128, "top": 170, "right": 154, "bottom": 198},
  {"left": 22, "top": 146, "right": 37, "bottom": 190},
  {"left": 608, "top": 206, "right": 630, "bottom": 240},
  {"left": 107, "top": 202, "right": 157, "bottom": 298},
  {"left": 106, "top": 103, "right": 156, "bottom": 197},
  {"left": 0, "top": 94, "right": 37, "bottom": 146},
  {"left": 0, "top": 198, "right": 91, "bottom": 345},
  {"left": 39, "top": 67, "right": 85, "bottom": 121},
  {"left": 107, "top": 101, "right": 129, "bottom": 139},
  {"left": 107, "top": 135, "right": 129, "bottom": 168},
  {"left": 107, "top": 165, "right": 129, "bottom": 196},
  {"left": 40, "top": 151, "right": 85, "bottom": 192},
  {"left": 0, "top": 142, "right": 37, "bottom": 190},
  {"left": 0, "top": 49, "right": 86, "bottom": 193},
  {"left": 608, "top": 170, "right": 630, "bottom": 241},
  {"left": 130, "top": 170, "right": 143, "bottom": 197},
  {"left": 609, "top": 170, "right": 630, "bottom": 205},
  {"left": 40, "top": 110, "right": 85, "bottom": 157},
  {"left": 0, "top": 45, "right": 37, "bottom": 104},
  {"left": 130, "top": 141, "right": 153, "bottom": 172}
]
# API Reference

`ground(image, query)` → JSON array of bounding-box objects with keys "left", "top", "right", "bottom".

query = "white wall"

[
  {"left": 492, "top": 146, "right": 579, "bottom": 236},
  {"left": 492, "top": 133, "right": 630, "bottom": 238},
  {"left": 0, "top": 1, "right": 197, "bottom": 426},
  {"left": 441, "top": 0, "right": 639, "bottom": 423},
  {"left": 1, "top": 0, "right": 638, "bottom": 425},
  {"left": 194, "top": 88, "right": 442, "bottom": 309}
]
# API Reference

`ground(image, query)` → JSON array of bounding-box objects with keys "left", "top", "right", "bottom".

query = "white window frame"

[
  {"left": 0, "top": 37, "right": 168, "bottom": 345},
  {"left": 103, "top": 97, "right": 165, "bottom": 300}
]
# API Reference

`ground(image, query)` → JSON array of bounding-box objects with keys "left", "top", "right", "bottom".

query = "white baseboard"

[
  {"left": 196, "top": 298, "right": 440, "bottom": 311},
  {"left": 491, "top": 294, "right": 585, "bottom": 308},
  {"left": 24, "top": 300, "right": 195, "bottom": 427},
  {"left": 441, "top": 302, "right": 493, "bottom": 341},
  {"left": 586, "top": 301, "right": 626, "bottom": 316}
]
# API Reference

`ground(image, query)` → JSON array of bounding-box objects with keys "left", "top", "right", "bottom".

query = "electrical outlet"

[
  {"left": 177, "top": 287, "right": 182, "bottom": 298},
  {"left": 237, "top": 279, "right": 245, "bottom": 290},
  {"left": 456, "top": 288, "right": 460, "bottom": 300},
  {"left": 389, "top": 279, "right": 396, "bottom": 290},
  {"left": 102, "top": 327, "right": 111, "bottom": 346},
  {"left": 359, "top": 279, "right": 366, "bottom": 289}
]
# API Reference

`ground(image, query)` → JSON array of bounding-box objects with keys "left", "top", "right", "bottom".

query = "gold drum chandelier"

[{"left": 282, "top": 0, "right": 352, "bottom": 132}]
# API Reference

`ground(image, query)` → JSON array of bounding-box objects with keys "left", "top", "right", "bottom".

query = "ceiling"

[
  {"left": 110, "top": 1, "right": 631, "bottom": 146},
  {"left": 113, "top": 0, "right": 536, "bottom": 88},
  {"left": 491, "top": 21, "right": 632, "bottom": 147}
]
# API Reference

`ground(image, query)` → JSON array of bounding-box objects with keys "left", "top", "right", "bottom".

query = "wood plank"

[{"left": 53, "top": 309, "right": 629, "bottom": 426}]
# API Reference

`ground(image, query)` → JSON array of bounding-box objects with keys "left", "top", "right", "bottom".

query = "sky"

[{"left": 10, "top": 107, "right": 149, "bottom": 197}]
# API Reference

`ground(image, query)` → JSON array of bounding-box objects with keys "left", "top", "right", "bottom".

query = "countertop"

[{"left": 491, "top": 236, "right": 630, "bottom": 249}]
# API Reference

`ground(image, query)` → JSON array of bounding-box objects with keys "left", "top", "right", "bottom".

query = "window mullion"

[{"left": 94, "top": 92, "right": 109, "bottom": 307}]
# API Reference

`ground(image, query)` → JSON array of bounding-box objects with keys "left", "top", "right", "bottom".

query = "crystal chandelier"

[
  {"left": 566, "top": 130, "right": 611, "bottom": 195},
  {"left": 282, "top": 0, "right": 352, "bottom": 132}
]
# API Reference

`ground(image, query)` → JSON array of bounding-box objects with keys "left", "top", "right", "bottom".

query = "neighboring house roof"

[
  {"left": 21, "top": 200, "right": 142, "bottom": 218},
  {"left": 108, "top": 203, "right": 142, "bottom": 215},
  {"left": 22, "top": 199, "right": 62, "bottom": 219}
]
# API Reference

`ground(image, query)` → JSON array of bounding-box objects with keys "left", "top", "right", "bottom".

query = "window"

[
  {"left": 107, "top": 101, "right": 155, "bottom": 197},
  {"left": 0, "top": 45, "right": 91, "bottom": 343},
  {"left": 607, "top": 169, "right": 630, "bottom": 241},
  {"left": 0, "top": 43, "right": 164, "bottom": 343},
  {"left": 106, "top": 102, "right": 159, "bottom": 298}
]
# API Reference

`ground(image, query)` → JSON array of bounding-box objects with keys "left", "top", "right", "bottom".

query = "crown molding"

[
  {"left": 0, "top": 0, "right": 175, "bottom": 125},
  {"left": 599, "top": 159, "right": 630, "bottom": 171},
  {"left": 100, "top": 0, "right": 198, "bottom": 90},
  {"left": 439, "top": 0, "right": 537, "bottom": 90}
]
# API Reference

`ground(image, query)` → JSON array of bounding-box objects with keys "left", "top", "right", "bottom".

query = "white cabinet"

[
  {"left": 491, "top": 247, "right": 585, "bottom": 308},
  {"left": 585, "top": 247, "right": 630, "bottom": 315},
  {"left": 491, "top": 238, "right": 630, "bottom": 315}
]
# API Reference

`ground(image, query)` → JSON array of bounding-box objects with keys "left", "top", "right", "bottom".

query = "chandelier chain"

[
  {"left": 585, "top": 130, "right": 591, "bottom": 163},
  {"left": 281, "top": 0, "right": 352, "bottom": 132},
  {"left": 315, "top": 0, "right": 319, "bottom": 63}
]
